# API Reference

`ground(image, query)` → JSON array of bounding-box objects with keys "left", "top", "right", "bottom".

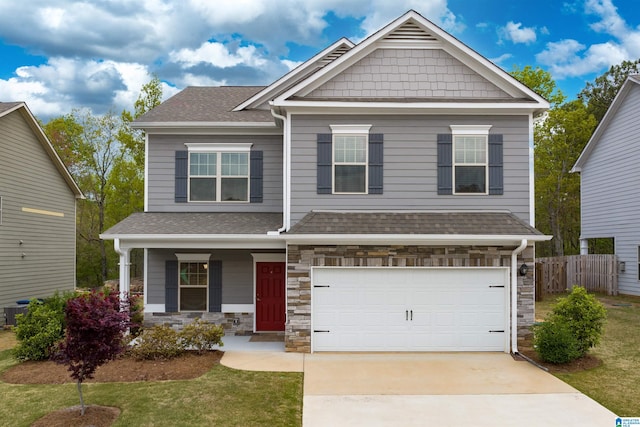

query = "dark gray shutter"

[
  {"left": 317, "top": 133, "right": 333, "bottom": 194},
  {"left": 368, "top": 133, "right": 384, "bottom": 194},
  {"left": 250, "top": 150, "right": 263, "bottom": 203},
  {"left": 165, "top": 260, "right": 178, "bottom": 312},
  {"left": 209, "top": 260, "right": 222, "bottom": 313},
  {"left": 175, "top": 151, "right": 188, "bottom": 203},
  {"left": 488, "top": 134, "right": 504, "bottom": 195},
  {"left": 437, "top": 134, "right": 453, "bottom": 195}
]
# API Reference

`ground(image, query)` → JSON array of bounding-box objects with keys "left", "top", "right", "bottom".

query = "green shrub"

[
  {"left": 128, "top": 324, "right": 184, "bottom": 360},
  {"left": 180, "top": 318, "right": 224, "bottom": 354},
  {"left": 533, "top": 318, "right": 582, "bottom": 364},
  {"left": 552, "top": 286, "right": 607, "bottom": 355},
  {"left": 13, "top": 292, "right": 75, "bottom": 361}
]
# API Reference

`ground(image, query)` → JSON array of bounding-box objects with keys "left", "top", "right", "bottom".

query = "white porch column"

[
  {"left": 114, "top": 238, "right": 131, "bottom": 301},
  {"left": 580, "top": 238, "right": 589, "bottom": 255}
]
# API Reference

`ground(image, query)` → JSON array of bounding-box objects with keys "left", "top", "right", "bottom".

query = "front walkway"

[{"left": 218, "top": 335, "right": 303, "bottom": 372}]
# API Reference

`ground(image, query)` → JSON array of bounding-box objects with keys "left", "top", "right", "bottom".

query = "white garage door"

[{"left": 312, "top": 267, "right": 508, "bottom": 352}]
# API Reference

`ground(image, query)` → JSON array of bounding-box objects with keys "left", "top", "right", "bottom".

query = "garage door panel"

[{"left": 312, "top": 268, "right": 508, "bottom": 352}]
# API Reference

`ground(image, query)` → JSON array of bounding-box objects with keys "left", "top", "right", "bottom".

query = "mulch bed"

[{"left": 1, "top": 350, "right": 223, "bottom": 384}]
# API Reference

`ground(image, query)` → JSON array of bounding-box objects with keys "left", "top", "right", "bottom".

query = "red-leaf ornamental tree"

[{"left": 54, "top": 290, "right": 130, "bottom": 415}]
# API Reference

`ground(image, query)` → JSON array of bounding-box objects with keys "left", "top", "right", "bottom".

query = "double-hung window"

[
  {"left": 186, "top": 143, "right": 250, "bottom": 202},
  {"left": 331, "top": 125, "right": 371, "bottom": 194},
  {"left": 176, "top": 254, "right": 210, "bottom": 311},
  {"left": 451, "top": 125, "right": 491, "bottom": 194}
]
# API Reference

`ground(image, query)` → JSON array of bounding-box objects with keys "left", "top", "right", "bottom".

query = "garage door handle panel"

[
  {"left": 406, "top": 310, "right": 408, "bottom": 321},
  {"left": 489, "top": 330, "right": 505, "bottom": 333},
  {"left": 489, "top": 285, "right": 505, "bottom": 288},
  {"left": 314, "top": 330, "right": 330, "bottom": 333},
  {"left": 410, "top": 310, "right": 413, "bottom": 320}
]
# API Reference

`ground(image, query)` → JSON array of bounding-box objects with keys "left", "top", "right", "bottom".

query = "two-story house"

[
  {"left": 102, "top": 10, "right": 550, "bottom": 353},
  {"left": 0, "top": 102, "right": 83, "bottom": 316},
  {"left": 572, "top": 74, "right": 640, "bottom": 296}
]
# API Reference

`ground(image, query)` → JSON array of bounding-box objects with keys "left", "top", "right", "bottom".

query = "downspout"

[
  {"left": 270, "top": 106, "right": 288, "bottom": 233},
  {"left": 511, "top": 239, "right": 528, "bottom": 354}
]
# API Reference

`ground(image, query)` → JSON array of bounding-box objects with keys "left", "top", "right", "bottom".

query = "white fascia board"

[
  {"left": 99, "top": 234, "right": 287, "bottom": 250},
  {"left": 571, "top": 77, "right": 638, "bottom": 173},
  {"left": 284, "top": 234, "right": 552, "bottom": 245},
  {"left": 234, "top": 38, "right": 355, "bottom": 111},
  {"left": 275, "top": 101, "right": 546, "bottom": 116},
  {"left": 131, "top": 122, "right": 280, "bottom": 135}
]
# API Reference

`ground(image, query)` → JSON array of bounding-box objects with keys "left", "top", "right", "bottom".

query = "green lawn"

[
  {"left": 0, "top": 347, "right": 303, "bottom": 426},
  {"left": 537, "top": 293, "right": 640, "bottom": 416}
]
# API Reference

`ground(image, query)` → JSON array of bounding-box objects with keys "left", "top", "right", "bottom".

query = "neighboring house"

[
  {"left": 572, "top": 74, "right": 640, "bottom": 296},
  {"left": 101, "top": 10, "right": 550, "bottom": 353},
  {"left": 0, "top": 102, "right": 83, "bottom": 314}
]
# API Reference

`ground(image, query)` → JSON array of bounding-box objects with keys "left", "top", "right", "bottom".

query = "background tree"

[
  {"left": 54, "top": 291, "right": 130, "bottom": 416},
  {"left": 534, "top": 100, "right": 596, "bottom": 256},
  {"left": 510, "top": 65, "right": 566, "bottom": 108},
  {"left": 510, "top": 66, "right": 596, "bottom": 257},
  {"left": 43, "top": 76, "right": 163, "bottom": 285},
  {"left": 579, "top": 58, "right": 640, "bottom": 123}
]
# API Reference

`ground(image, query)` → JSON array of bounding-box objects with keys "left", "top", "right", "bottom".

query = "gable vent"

[
  {"left": 384, "top": 21, "right": 438, "bottom": 42},
  {"left": 318, "top": 45, "right": 352, "bottom": 67}
]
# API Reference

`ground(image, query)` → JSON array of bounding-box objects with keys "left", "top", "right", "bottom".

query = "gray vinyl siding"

[
  {"left": 289, "top": 114, "right": 531, "bottom": 225},
  {"left": 146, "top": 134, "right": 283, "bottom": 212},
  {"left": 147, "top": 249, "right": 255, "bottom": 306},
  {"left": 580, "top": 83, "right": 640, "bottom": 295},
  {"left": 0, "top": 110, "right": 76, "bottom": 310},
  {"left": 308, "top": 49, "right": 510, "bottom": 99}
]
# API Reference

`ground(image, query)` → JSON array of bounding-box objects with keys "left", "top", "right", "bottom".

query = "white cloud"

[
  {"left": 281, "top": 59, "right": 303, "bottom": 71},
  {"left": 501, "top": 21, "right": 537, "bottom": 44},
  {"left": 536, "top": 0, "right": 640, "bottom": 79},
  {"left": 170, "top": 42, "right": 267, "bottom": 69},
  {"left": 536, "top": 39, "right": 626, "bottom": 78},
  {"left": 489, "top": 53, "right": 513, "bottom": 65}
]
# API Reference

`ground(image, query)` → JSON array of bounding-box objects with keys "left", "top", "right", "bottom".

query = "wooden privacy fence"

[{"left": 535, "top": 254, "right": 618, "bottom": 299}]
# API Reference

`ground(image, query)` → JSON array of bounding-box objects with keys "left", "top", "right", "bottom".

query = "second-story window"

[
  {"left": 186, "top": 144, "right": 250, "bottom": 202},
  {"left": 334, "top": 134, "right": 367, "bottom": 193},
  {"left": 330, "top": 124, "right": 372, "bottom": 194},
  {"left": 454, "top": 135, "right": 487, "bottom": 194}
]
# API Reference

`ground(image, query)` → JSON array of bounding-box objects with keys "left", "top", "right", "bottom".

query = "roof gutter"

[
  {"left": 511, "top": 239, "right": 528, "bottom": 355},
  {"left": 269, "top": 106, "right": 289, "bottom": 234}
]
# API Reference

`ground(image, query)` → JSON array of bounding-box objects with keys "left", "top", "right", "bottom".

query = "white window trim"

[
  {"left": 176, "top": 253, "right": 210, "bottom": 312},
  {"left": 330, "top": 125, "right": 371, "bottom": 195},
  {"left": 186, "top": 145, "right": 251, "bottom": 203},
  {"left": 450, "top": 125, "right": 492, "bottom": 196}
]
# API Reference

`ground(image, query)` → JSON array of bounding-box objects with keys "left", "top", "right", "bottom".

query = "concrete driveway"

[{"left": 303, "top": 353, "right": 617, "bottom": 427}]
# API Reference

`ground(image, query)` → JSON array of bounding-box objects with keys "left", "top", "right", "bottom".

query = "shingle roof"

[
  {"left": 0, "top": 102, "right": 23, "bottom": 115},
  {"left": 287, "top": 211, "right": 544, "bottom": 236},
  {"left": 102, "top": 212, "right": 283, "bottom": 236},
  {"left": 134, "top": 86, "right": 273, "bottom": 123}
]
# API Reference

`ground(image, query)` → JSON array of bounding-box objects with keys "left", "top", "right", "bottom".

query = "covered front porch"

[{"left": 100, "top": 212, "right": 286, "bottom": 337}]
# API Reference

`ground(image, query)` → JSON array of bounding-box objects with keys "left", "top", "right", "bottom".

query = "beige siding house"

[{"left": 0, "top": 102, "right": 83, "bottom": 316}]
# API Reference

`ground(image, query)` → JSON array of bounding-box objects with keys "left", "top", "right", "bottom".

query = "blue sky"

[{"left": 0, "top": 0, "right": 638, "bottom": 121}]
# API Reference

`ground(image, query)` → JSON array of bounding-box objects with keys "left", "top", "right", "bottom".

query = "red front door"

[{"left": 256, "top": 262, "right": 286, "bottom": 331}]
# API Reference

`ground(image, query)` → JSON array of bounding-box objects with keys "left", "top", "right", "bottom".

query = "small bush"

[
  {"left": 13, "top": 292, "right": 75, "bottom": 361},
  {"left": 180, "top": 318, "right": 224, "bottom": 354},
  {"left": 533, "top": 318, "right": 582, "bottom": 364},
  {"left": 129, "top": 324, "right": 184, "bottom": 360},
  {"left": 552, "top": 286, "right": 607, "bottom": 356}
]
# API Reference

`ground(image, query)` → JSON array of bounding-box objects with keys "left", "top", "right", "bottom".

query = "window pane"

[
  {"left": 221, "top": 152, "right": 248, "bottom": 176},
  {"left": 455, "top": 166, "right": 485, "bottom": 193},
  {"left": 180, "top": 288, "right": 207, "bottom": 311},
  {"left": 221, "top": 178, "right": 248, "bottom": 201},
  {"left": 190, "top": 153, "right": 216, "bottom": 176},
  {"left": 190, "top": 177, "right": 216, "bottom": 201},
  {"left": 334, "top": 135, "right": 366, "bottom": 163},
  {"left": 455, "top": 136, "right": 486, "bottom": 164},
  {"left": 335, "top": 165, "right": 366, "bottom": 193}
]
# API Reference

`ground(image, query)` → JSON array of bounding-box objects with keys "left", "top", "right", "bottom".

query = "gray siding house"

[
  {"left": 0, "top": 102, "right": 83, "bottom": 313},
  {"left": 572, "top": 75, "right": 640, "bottom": 296},
  {"left": 102, "top": 11, "right": 550, "bottom": 353}
]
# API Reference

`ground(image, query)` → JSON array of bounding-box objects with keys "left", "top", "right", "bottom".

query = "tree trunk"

[{"left": 77, "top": 380, "right": 85, "bottom": 416}]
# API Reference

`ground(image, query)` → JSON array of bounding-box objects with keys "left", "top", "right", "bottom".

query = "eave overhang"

[
  {"left": 130, "top": 121, "right": 281, "bottom": 135},
  {"left": 283, "top": 233, "right": 552, "bottom": 246}
]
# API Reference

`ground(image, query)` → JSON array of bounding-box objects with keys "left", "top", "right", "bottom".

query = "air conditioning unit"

[{"left": 4, "top": 305, "right": 28, "bottom": 326}]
